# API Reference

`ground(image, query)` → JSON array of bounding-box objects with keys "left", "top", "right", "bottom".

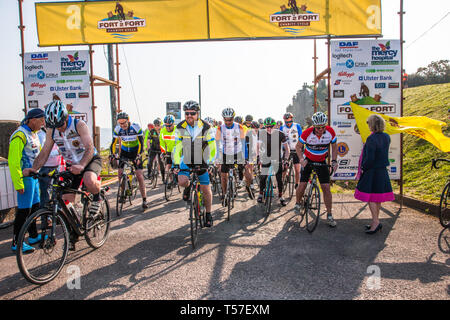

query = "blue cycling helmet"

[
  {"left": 164, "top": 114, "right": 175, "bottom": 125},
  {"left": 45, "top": 100, "right": 68, "bottom": 128}
]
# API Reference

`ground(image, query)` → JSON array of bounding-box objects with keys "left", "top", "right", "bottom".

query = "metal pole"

[
  {"left": 89, "top": 45, "right": 97, "bottom": 142},
  {"left": 327, "top": 36, "right": 331, "bottom": 123},
  {"left": 108, "top": 44, "right": 117, "bottom": 131},
  {"left": 198, "top": 75, "right": 202, "bottom": 118},
  {"left": 399, "top": 0, "right": 405, "bottom": 209},
  {"left": 18, "top": 0, "right": 26, "bottom": 116},
  {"left": 116, "top": 44, "right": 121, "bottom": 113},
  {"left": 313, "top": 39, "right": 318, "bottom": 113}
]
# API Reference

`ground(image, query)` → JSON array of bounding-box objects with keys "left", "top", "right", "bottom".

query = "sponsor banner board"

[
  {"left": 23, "top": 50, "right": 93, "bottom": 136},
  {"left": 35, "top": 0, "right": 381, "bottom": 46},
  {"left": 330, "top": 40, "right": 401, "bottom": 180}
]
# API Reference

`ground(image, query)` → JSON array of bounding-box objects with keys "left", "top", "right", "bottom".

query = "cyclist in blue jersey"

[{"left": 110, "top": 112, "right": 148, "bottom": 209}]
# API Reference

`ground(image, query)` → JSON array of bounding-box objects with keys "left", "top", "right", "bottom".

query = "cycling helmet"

[
  {"left": 204, "top": 117, "right": 214, "bottom": 125},
  {"left": 251, "top": 120, "right": 259, "bottom": 129},
  {"left": 258, "top": 118, "right": 263, "bottom": 124},
  {"left": 283, "top": 112, "right": 294, "bottom": 120},
  {"left": 117, "top": 112, "right": 129, "bottom": 121},
  {"left": 277, "top": 121, "right": 283, "bottom": 126},
  {"left": 264, "top": 117, "right": 276, "bottom": 127},
  {"left": 235, "top": 116, "right": 243, "bottom": 124},
  {"left": 153, "top": 118, "right": 161, "bottom": 126},
  {"left": 164, "top": 115, "right": 175, "bottom": 125},
  {"left": 222, "top": 108, "right": 235, "bottom": 118},
  {"left": 183, "top": 100, "right": 200, "bottom": 111},
  {"left": 45, "top": 100, "right": 68, "bottom": 128},
  {"left": 311, "top": 112, "right": 328, "bottom": 126},
  {"left": 147, "top": 123, "right": 154, "bottom": 130},
  {"left": 245, "top": 115, "right": 253, "bottom": 122}
]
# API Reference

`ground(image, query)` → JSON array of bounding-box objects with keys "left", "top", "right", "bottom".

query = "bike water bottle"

[
  {"left": 66, "top": 201, "right": 82, "bottom": 227},
  {"left": 198, "top": 191, "right": 203, "bottom": 206}
]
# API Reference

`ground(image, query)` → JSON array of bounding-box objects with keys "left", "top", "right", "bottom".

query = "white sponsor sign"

[
  {"left": 330, "top": 40, "right": 401, "bottom": 180},
  {"left": 23, "top": 50, "right": 93, "bottom": 136}
]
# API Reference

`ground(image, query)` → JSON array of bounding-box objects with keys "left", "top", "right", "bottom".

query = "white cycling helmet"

[
  {"left": 222, "top": 108, "right": 235, "bottom": 118},
  {"left": 311, "top": 112, "right": 328, "bottom": 126},
  {"left": 45, "top": 100, "right": 68, "bottom": 128}
]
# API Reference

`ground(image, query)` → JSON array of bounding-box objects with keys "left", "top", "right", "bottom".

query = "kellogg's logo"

[{"left": 337, "top": 71, "right": 355, "bottom": 78}]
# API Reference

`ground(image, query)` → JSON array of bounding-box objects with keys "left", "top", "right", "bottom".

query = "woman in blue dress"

[{"left": 354, "top": 114, "right": 395, "bottom": 234}]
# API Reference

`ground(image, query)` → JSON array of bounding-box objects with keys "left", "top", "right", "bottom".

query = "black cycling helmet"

[
  {"left": 183, "top": 100, "right": 200, "bottom": 111},
  {"left": 117, "top": 112, "right": 129, "bottom": 121},
  {"left": 251, "top": 120, "right": 259, "bottom": 129},
  {"left": 153, "top": 118, "right": 161, "bottom": 126},
  {"left": 235, "top": 116, "right": 243, "bottom": 124},
  {"left": 245, "top": 115, "right": 253, "bottom": 122},
  {"left": 264, "top": 117, "right": 276, "bottom": 127}
]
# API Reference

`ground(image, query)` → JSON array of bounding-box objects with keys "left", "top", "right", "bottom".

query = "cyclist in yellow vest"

[{"left": 159, "top": 115, "right": 176, "bottom": 182}]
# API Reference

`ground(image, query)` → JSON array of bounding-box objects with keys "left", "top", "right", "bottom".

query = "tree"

[{"left": 408, "top": 60, "right": 450, "bottom": 87}]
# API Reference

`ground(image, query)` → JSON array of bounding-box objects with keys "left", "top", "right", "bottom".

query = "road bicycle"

[
  {"left": 147, "top": 152, "right": 161, "bottom": 189},
  {"left": 261, "top": 160, "right": 278, "bottom": 216},
  {"left": 223, "top": 164, "right": 239, "bottom": 221},
  {"left": 16, "top": 169, "right": 111, "bottom": 285},
  {"left": 116, "top": 158, "right": 139, "bottom": 216},
  {"left": 282, "top": 153, "right": 295, "bottom": 202},
  {"left": 180, "top": 166, "right": 209, "bottom": 249},
  {"left": 164, "top": 155, "right": 180, "bottom": 201},
  {"left": 301, "top": 162, "right": 333, "bottom": 233},
  {"left": 432, "top": 158, "right": 450, "bottom": 228},
  {"left": 209, "top": 165, "right": 223, "bottom": 200}
]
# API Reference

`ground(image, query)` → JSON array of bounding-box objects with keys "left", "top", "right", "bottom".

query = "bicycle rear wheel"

[
  {"left": 84, "top": 192, "right": 111, "bottom": 249},
  {"left": 164, "top": 172, "right": 174, "bottom": 201},
  {"left": 265, "top": 178, "right": 273, "bottom": 216},
  {"left": 287, "top": 165, "right": 295, "bottom": 201},
  {"left": 190, "top": 188, "right": 200, "bottom": 249},
  {"left": 17, "top": 209, "right": 69, "bottom": 285},
  {"left": 116, "top": 175, "right": 127, "bottom": 216},
  {"left": 226, "top": 180, "right": 233, "bottom": 221},
  {"left": 151, "top": 160, "right": 158, "bottom": 189},
  {"left": 305, "top": 184, "right": 321, "bottom": 233},
  {"left": 439, "top": 182, "right": 450, "bottom": 228}
]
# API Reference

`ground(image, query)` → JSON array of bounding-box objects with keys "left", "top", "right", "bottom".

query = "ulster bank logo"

[
  {"left": 270, "top": 2, "right": 319, "bottom": 35},
  {"left": 97, "top": 2, "right": 146, "bottom": 41}
]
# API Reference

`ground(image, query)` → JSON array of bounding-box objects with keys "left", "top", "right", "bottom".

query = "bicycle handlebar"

[{"left": 431, "top": 158, "right": 450, "bottom": 170}]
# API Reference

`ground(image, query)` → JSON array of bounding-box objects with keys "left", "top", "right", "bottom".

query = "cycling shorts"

[
  {"left": 119, "top": 150, "right": 143, "bottom": 170},
  {"left": 177, "top": 161, "right": 210, "bottom": 186},
  {"left": 300, "top": 160, "right": 330, "bottom": 184}
]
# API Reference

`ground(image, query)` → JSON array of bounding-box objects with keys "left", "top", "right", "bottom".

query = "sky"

[{"left": 0, "top": 0, "right": 449, "bottom": 129}]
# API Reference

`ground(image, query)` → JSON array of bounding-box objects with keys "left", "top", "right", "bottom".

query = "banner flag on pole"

[{"left": 350, "top": 102, "right": 450, "bottom": 152}]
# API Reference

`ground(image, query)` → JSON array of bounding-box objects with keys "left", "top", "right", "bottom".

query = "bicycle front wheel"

[
  {"left": 17, "top": 209, "right": 69, "bottom": 285},
  {"left": 265, "top": 178, "right": 273, "bottom": 216},
  {"left": 439, "top": 182, "right": 450, "bottom": 228},
  {"left": 152, "top": 161, "right": 158, "bottom": 189},
  {"left": 84, "top": 192, "right": 111, "bottom": 249},
  {"left": 164, "top": 172, "right": 174, "bottom": 201},
  {"left": 116, "top": 175, "right": 127, "bottom": 216},
  {"left": 305, "top": 184, "right": 321, "bottom": 233},
  {"left": 190, "top": 189, "right": 200, "bottom": 249}
]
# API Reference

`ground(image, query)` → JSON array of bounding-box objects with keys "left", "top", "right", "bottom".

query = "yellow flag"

[{"left": 350, "top": 102, "right": 450, "bottom": 152}]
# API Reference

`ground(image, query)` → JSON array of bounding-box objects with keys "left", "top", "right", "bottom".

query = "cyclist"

[
  {"left": 294, "top": 112, "right": 338, "bottom": 227},
  {"left": 257, "top": 117, "right": 290, "bottom": 206},
  {"left": 234, "top": 116, "right": 243, "bottom": 126},
  {"left": 24, "top": 101, "right": 103, "bottom": 250},
  {"left": 9, "top": 108, "right": 45, "bottom": 253},
  {"left": 216, "top": 107, "right": 254, "bottom": 201},
  {"left": 244, "top": 115, "right": 253, "bottom": 131},
  {"left": 173, "top": 101, "right": 217, "bottom": 227},
  {"left": 110, "top": 112, "right": 148, "bottom": 209},
  {"left": 147, "top": 118, "right": 164, "bottom": 182},
  {"left": 159, "top": 115, "right": 177, "bottom": 184},
  {"left": 245, "top": 120, "right": 261, "bottom": 191},
  {"left": 280, "top": 112, "right": 303, "bottom": 189}
]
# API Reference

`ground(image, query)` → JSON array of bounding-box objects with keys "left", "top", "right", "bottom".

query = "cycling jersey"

[
  {"left": 112, "top": 122, "right": 143, "bottom": 153},
  {"left": 218, "top": 123, "right": 243, "bottom": 155},
  {"left": 299, "top": 126, "right": 337, "bottom": 162},
  {"left": 173, "top": 119, "right": 216, "bottom": 167},
  {"left": 148, "top": 128, "right": 161, "bottom": 152},
  {"left": 52, "top": 116, "right": 98, "bottom": 164},
  {"left": 8, "top": 124, "right": 41, "bottom": 190},
  {"left": 159, "top": 127, "right": 176, "bottom": 153},
  {"left": 280, "top": 122, "right": 303, "bottom": 150}
]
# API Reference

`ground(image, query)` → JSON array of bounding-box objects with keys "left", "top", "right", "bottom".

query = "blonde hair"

[{"left": 367, "top": 114, "right": 385, "bottom": 133}]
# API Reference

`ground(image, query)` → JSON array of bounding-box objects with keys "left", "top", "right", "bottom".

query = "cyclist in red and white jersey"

[{"left": 294, "top": 112, "right": 338, "bottom": 227}]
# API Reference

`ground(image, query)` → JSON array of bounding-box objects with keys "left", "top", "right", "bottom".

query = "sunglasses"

[
  {"left": 118, "top": 121, "right": 128, "bottom": 126},
  {"left": 165, "top": 123, "right": 173, "bottom": 127},
  {"left": 266, "top": 125, "right": 274, "bottom": 129},
  {"left": 314, "top": 125, "right": 326, "bottom": 129},
  {"left": 285, "top": 120, "right": 293, "bottom": 124},
  {"left": 185, "top": 111, "right": 197, "bottom": 116},
  {"left": 224, "top": 118, "right": 233, "bottom": 122}
]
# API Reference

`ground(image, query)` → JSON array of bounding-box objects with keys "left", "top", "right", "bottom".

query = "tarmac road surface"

[{"left": 0, "top": 180, "right": 448, "bottom": 300}]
